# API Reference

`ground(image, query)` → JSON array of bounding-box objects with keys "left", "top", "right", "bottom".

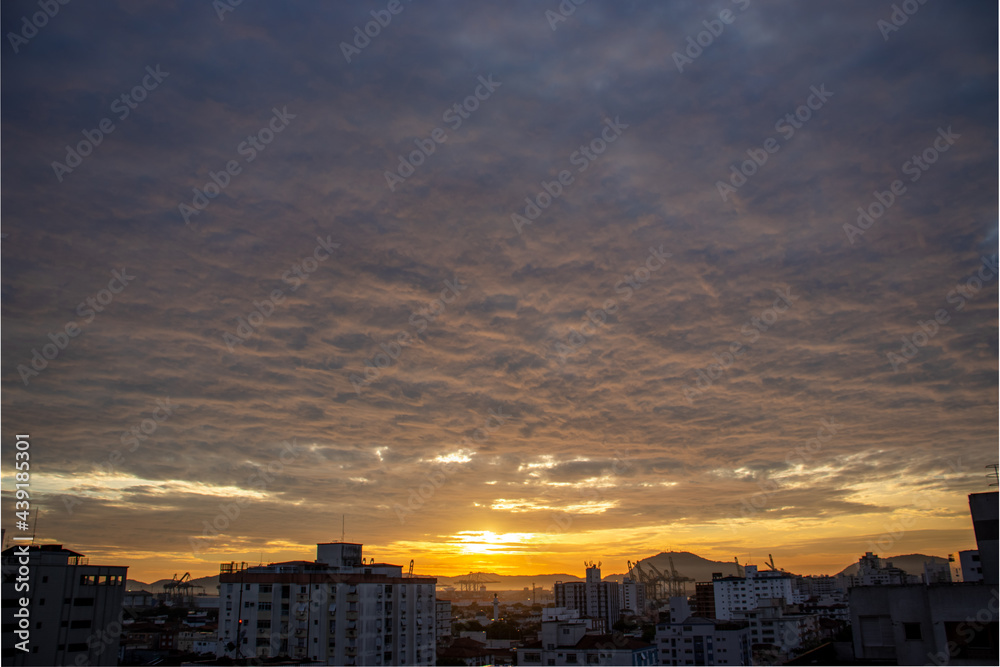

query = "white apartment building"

[
  {"left": 958, "top": 549, "right": 983, "bottom": 583},
  {"left": 712, "top": 565, "right": 802, "bottom": 620},
  {"left": 655, "top": 616, "right": 752, "bottom": 666},
  {"left": 218, "top": 542, "right": 435, "bottom": 665},
  {"left": 621, "top": 577, "right": 646, "bottom": 615},
  {"left": 848, "top": 552, "right": 918, "bottom": 587}
]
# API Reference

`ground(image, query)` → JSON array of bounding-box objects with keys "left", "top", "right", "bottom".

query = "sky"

[{"left": 1, "top": 0, "right": 997, "bottom": 584}]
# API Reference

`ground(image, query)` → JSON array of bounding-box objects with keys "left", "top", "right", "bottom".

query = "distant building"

[
  {"left": 923, "top": 560, "right": 952, "bottom": 584},
  {"left": 1, "top": 544, "right": 127, "bottom": 667},
  {"left": 554, "top": 564, "right": 621, "bottom": 631},
  {"left": 655, "top": 616, "right": 751, "bottom": 666},
  {"left": 436, "top": 636, "right": 496, "bottom": 665},
  {"left": 622, "top": 577, "right": 646, "bottom": 615},
  {"left": 848, "top": 552, "right": 918, "bottom": 587},
  {"left": 730, "top": 598, "right": 821, "bottom": 660},
  {"left": 959, "top": 549, "right": 983, "bottom": 583},
  {"left": 218, "top": 542, "right": 436, "bottom": 665},
  {"left": 693, "top": 581, "right": 717, "bottom": 619},
  {"left": 435, "top": 599, "right": 452, "bottom": 640},
  {"left": 713, "top": 565, "right": 802, "bottom": 620},
  {"left": 520, "top": 609, "right": 657, "bottom": 666},
  {"left": 123, "top": 589, "right": 156, "bottom": 608}
]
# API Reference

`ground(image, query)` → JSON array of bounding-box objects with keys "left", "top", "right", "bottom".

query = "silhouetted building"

[
  {"left": 969, "top": 492, "right": 998, "bottom": 586},
  {"left": 1, "top": 544, "right": 127, "bottom": 666}
]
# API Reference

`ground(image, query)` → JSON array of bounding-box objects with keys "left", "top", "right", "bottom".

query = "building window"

[
  {"left": 903, "top": 623, "right": 922, "bottom": 640},
  {"left": 72, "top": 598, "right": 95, "bottom": 607},
  {"left": 70, "top": 620, "right": 92, "bottom": 629}
]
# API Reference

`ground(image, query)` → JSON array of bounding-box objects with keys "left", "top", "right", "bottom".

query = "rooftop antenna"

[
  {"left": 987, "top": 464, "right": 998, "bottom": 487},
  {"left": 341, "top": 514, "right": 345, "bottom": 543}
]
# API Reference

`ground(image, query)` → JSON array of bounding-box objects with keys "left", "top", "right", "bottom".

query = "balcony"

[
  {"left": 346, "top": 611, "right": 358, "bottom": 621},
  {"left": 346, "top": 629, "right": 358, "bottom": 639},
  {"left": 346, "top": 593, "right": 359, "bottom": 602}
]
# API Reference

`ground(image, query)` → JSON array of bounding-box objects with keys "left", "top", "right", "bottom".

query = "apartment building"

[{"left": 218, "top": 542, "right": 435, "bottom": 665}]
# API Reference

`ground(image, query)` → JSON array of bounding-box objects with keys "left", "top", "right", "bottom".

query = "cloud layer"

[{"left": 1, "top": 0, "right": 996, "bottom": 581}]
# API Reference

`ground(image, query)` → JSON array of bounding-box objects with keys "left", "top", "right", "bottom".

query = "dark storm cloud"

[{"left": 1, "top": 0, "right": 995, "bottom": 572}]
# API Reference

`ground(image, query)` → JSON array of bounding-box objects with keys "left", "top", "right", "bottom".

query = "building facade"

[
  {"left": 655, "top": 616, "right": 752, "bottom": 666},
  {"left": 1, "top": 544, "right": 127, "bottom": 667},
  {"left": 712, "top": 565, "right": 801, "bottom": 620},
  {"left": 622, "top": 577, "right": 646, "bottom": 615},
  {"left": 435, "top": 599, "right": 452, "bottom": 641},
  {"left": 554, "top": 565, "right": 622, "bottom": 631},
  {"left": 218, "top": 542, "right": 436, "bottom": 665},
  {"left": 959, "top": 550, "right": 984, "bottom": 583}
]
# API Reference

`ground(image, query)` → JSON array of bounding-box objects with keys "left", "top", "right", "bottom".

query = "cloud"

[{"left": 1, "top": 0, "right": 995, "bottom": 580}]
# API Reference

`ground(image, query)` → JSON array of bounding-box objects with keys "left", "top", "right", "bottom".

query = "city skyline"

[{"left": 2, "top": 2, "right": 997, "bottom": 587}]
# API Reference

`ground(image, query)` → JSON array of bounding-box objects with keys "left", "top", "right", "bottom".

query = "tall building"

[
  {"left": 621, "top": 577, "right": 646, "bottom": 615},
  {"left": 218, "top": 542, "right": 436, "bottom": 665},
  {"left": 969, "top": 491, "right": 998, "bottom": 585},
  {"left": 1, "top": 544, "right": 127, "bottom": 666},
  {"left": 554, "top": 564, "right": 621, "bottom": 631}
]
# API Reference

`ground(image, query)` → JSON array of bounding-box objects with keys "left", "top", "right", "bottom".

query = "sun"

[{"left": 453, "top": 531, "right": 538, "bottom": 556}]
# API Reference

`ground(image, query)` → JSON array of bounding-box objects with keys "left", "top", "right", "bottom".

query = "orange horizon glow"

[{"left": 36, "top": 510, "right": 978, "bottom": 585}]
